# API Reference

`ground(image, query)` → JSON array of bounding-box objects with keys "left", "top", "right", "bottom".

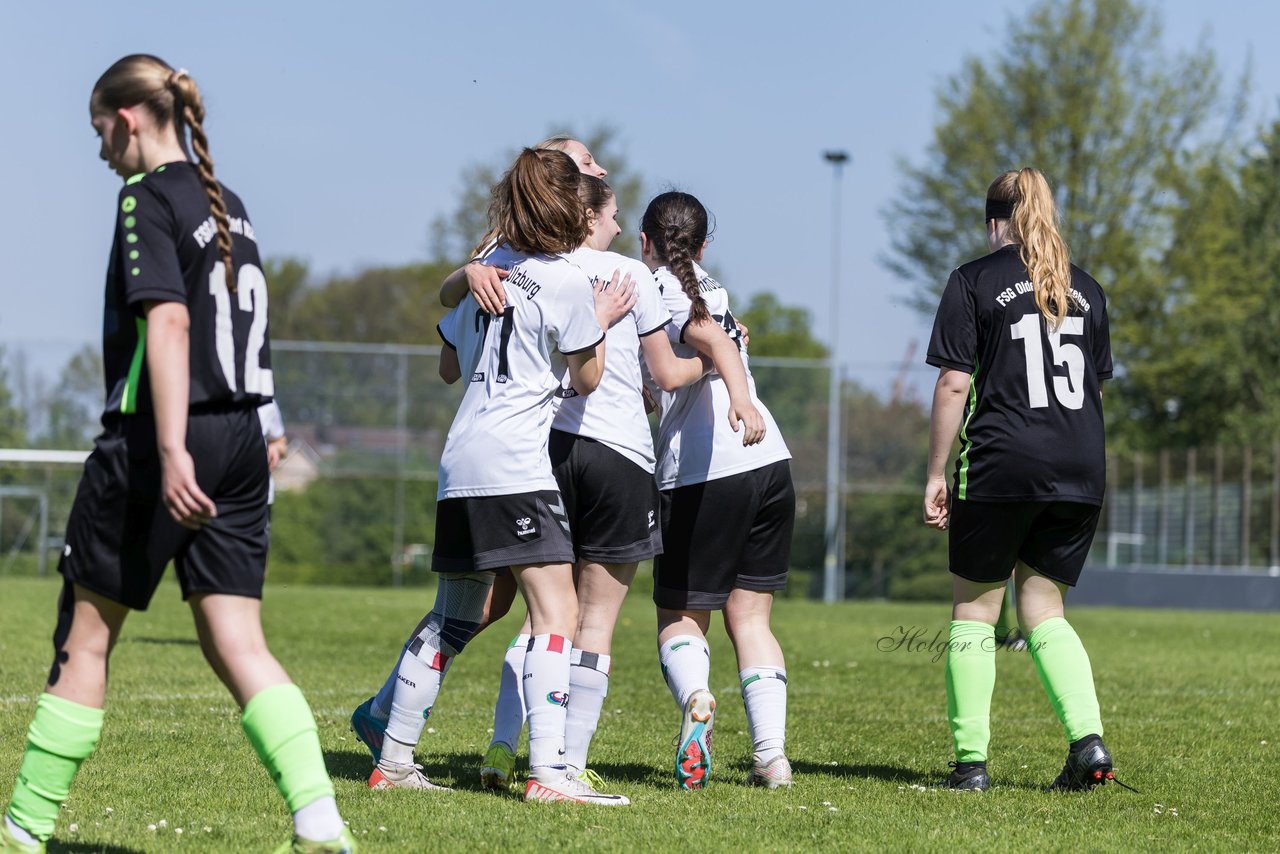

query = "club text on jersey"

[
  {"left": 506, "top": 266, "right": 542, "bottom": 299},
  {"left": 193, "top": 215, "right": 257, "bottom": 248},
  {"left": 994, "top": 279, "right": 1093, "bottom": 312}
]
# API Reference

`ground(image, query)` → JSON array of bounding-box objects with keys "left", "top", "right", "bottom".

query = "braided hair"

[
  {"left": 92, "top": 55, "right": 236, "bottom": 292},
  {"left": 640, "top": 192, "right": 711, "bottom": 323}
]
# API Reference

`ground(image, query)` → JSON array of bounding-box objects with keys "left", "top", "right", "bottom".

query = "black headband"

[{"left": 985, "top": 199, "right": 1014, "bottom": 221}]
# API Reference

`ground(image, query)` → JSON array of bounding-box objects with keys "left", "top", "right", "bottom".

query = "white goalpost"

[{"left": 0, "top": 449, "right": 89, "bottom": 577}]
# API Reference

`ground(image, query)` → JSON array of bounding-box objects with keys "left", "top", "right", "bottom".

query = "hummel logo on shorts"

[{"left": 516, "top": 516, "right": 536, "bottom": 537}]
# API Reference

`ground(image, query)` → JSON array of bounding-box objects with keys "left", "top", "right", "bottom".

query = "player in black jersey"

[
  {"left": 924, "top": 168, "right": 1129, "bottom": 794},
  {"left": 1, "top": 56, "right": 353, "bottom": 854}
]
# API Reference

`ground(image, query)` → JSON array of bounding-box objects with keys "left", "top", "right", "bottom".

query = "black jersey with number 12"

[
  {"left": 102, "top": 161, "right": 272, "bottom": 417},
  {"left": 926, "top": 245, "right": 1112, "bottom": 505}
]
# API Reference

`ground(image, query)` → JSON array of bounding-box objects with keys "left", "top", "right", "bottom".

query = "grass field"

[{"left": 1, "top": 577, "right": 1277, "bottom": 853}]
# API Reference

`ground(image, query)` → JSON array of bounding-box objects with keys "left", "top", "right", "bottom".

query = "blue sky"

[{"left": 1, "top": 1, "right": 1276, "bottom": 401}]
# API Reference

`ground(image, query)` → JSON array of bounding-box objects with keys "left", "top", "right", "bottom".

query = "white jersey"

[
  {"left": 553, "top": 247, "right": 672, "bottom": 472},
  {"left": 436, "top": 246, "right": 602, "bottom": 499},
  {"left": 257, "top": 401, "right": 285, "bottom": 505},
  {"left": 654, "top": 262, "right": 790, "bottom": 490}
]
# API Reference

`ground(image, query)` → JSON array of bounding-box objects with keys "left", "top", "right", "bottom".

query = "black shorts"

[
  {"left": 948, "top": 499, "right": 1102, "bottom": 586},
  {"left": 432, "top": 490, "right": 576, "bottom": 573},
  {"left": 654, "top": 460, "right": 795, "bottom": 610},
  {"left": 58, "top": 407, "right": 270, "bottom": 611},
  {"left": 550, "top": 429, "right": 661, "bottom": 564}
]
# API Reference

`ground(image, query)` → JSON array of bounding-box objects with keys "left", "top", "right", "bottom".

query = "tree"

[
  {"left": 1116, "top": 118, "right": 1280, "bottom": 448},
  {"left": 37, "top": 346, "right": 102, "bottom": 448},
  {"left": 885, "top": 0, "right": 1239, "bottom": 317},
  {"left": 428, "top": 125, "right": 646, "bottom": 262},
  {"left": 0, "top": 349, "right": 26, "bottom": 447},
  {"left": 737, "top": 293, "right": 829, "bottom": 360}
]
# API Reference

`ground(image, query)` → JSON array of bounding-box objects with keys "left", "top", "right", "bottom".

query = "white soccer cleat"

[
  {"left": 745, "top": 754, "right": 794, "bottom": 788},
  {"left": 524, "top": 772, "right": 630, "bottom": 805},
  {"left": 368, "top": 760, "right": 452, "bottom": 791}
]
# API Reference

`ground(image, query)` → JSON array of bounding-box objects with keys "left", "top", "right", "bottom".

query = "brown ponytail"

[
  {"left": 92, "top": 55, "right": 235, "bottom": 292},
  {"left": 470, "top": 135, "right": 587, "bottom": 258},
  {"left": 640, "top": 192, "right": 711, "bottom": 324},
  {"left": 485, "top": 148, "right": 586, "bottom": 256},
  {"left": 987, "top": 168, "right": 1073, "bottom": 329}
]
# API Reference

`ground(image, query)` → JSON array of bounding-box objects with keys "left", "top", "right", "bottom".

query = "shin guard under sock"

[
  {"left": 6, "top": 693, "right": 103, "bottom": 842},
  {"left": 240, "top": 683, "right": 335, "bottom": 814},
  {"left": 1028, "top": 616, "right": 1104, "bottom": 742},
  {"left": 945, "top": 621, "right": 996, "bottom": 763}
]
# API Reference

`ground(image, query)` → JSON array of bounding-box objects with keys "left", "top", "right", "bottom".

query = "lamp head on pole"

[{"left": 823, "top": 150, "right": 850, "bottom": 166}]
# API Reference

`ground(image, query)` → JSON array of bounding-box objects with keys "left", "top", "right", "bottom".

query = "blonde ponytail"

[
  {"left": 987, "top": 168, "right": 1073, "bottom": 329},
  {"left": 92, "top": 55, "right": 236, "bottom": 292},
  {"left": 168, "top": 71, "right": 235, "bottom": 293}
]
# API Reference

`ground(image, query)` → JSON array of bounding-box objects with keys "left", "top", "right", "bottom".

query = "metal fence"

[
  {"left": 4, "top": 340, "right": 1276, "bottom": 596},
  {"left": 1100, "top": 447, "right": 1280, "bottom": 571}
]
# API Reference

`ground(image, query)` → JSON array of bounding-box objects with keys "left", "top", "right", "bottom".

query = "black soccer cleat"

[
  {"left": 939, "top": 760, "right": 989, "bottom": 791},
  {"left": 1046, "top": 734, "right": 1137, "bottom": 792}
]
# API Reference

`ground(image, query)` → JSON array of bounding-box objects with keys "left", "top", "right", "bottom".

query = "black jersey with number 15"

[
  {"left": 101, "top": 161, "right": 272, "bottom": 417},
  {"left": 926, "top": 245, "right": 1112, "bottom": 505}
]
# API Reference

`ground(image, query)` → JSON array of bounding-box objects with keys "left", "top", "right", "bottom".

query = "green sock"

[
  {"left": 993, "top": 581, "right": 1017, "bottom": 642},
  {"left": 1028, "top": 616, "right": 1103, "bottom": 742},
  {"left": 945, "top": 620, "right": 996, "bottom": 763},
  {"left": 240, "top": 683, "right": 334, "bottom": 813},
  {"left": 6, "top": 693, "right": 104, "bottom": 842}
]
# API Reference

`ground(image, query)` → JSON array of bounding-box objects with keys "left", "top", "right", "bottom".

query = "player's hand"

[
  {"left": 728, "top": 396, "right": 766, "bottom": 446},
  {"left": 923, "top": 477, "right": 949, "bottom": 530},
  {"left": 737, "top": 319, "right": 750, "bottom": 348},
  {"left": 594, "top": 269, "right": 638, "bottom": 328},
  {"left": 161, "top": 448, "right": 217, "bottom": 530},
  {"left": 467, "top": 261, "right": 509, "bottom": 315},
  {"left": 266, "top": 436, "right": 287, "bottom": 470}
]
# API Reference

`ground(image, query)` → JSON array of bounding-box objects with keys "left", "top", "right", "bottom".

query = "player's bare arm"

[
  {"left": 683, "top": 318, "right": 766, "bottom": 446},
  {"left": 145, "top": 299, "right": 216, "bottom": 529},
  {"left": 923, "top": 368, "right": 970, "bottom": 529}
]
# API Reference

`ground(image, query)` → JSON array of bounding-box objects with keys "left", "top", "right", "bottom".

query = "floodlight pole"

[{"left": 821, "top": 150, "right": 849, "bottom": 604}]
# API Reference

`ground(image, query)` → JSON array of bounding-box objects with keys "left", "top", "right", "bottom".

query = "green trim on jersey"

[
  {"left": 125, "top": 172, "right": 146, "bottom": 185},
  {"left": 120, "top": 317, "right": 147, "bottom": 414},
  {"left": 955, "top": 361, "right": 980, "bottom": 500}
]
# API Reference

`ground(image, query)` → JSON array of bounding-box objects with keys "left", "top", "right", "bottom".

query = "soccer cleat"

[
  {"left": 0, "top": 817, "right": 44, "bottom": 854},
  {"left": 349, "top": 697, "right": 386, "bottom": 764},
  {"left": 524, "top": 773, "right": 630, "bottom": 805},
  {"left": 997, "top": 629, "right": 1028, "bottom": 652},
  {"left": 675, "top": 689, "right": 716, "bottom": 791},
  {"left": 939, "top": 760, "right": 990, "bottom": 791},
  {"left": 746, "top": 755, "right": 794, "bottom": 789},
  {"left": 368, "top": 760, "right": 452, "bottom": 791},
  {"left": 480, "top": 742, "right": 517, "bottom": 791},
  {"left": 1046, "top": 735, "right": 1137, "bottom": 792},
  {"left": 272, "top": 827, "right": 358, "bottom": 854}
]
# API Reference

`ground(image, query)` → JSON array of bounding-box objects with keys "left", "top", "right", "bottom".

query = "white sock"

[
  {"left": 659, "top": 635, "right": 710, "bottom": 709},
  {"left": 740, "top": 666, "right": 788, "bottom": 764},
  {"left": 523, "top": 633, "right": 571, "bottom": 779},
  {"left": 563, "top": 649, "right": 611, "bottom": 773},
  {"left": 5, "top": 814, "right": 38, "bottom": 846},
  {"left": 371, "top": 646, "right": 407, "bottom": 721},
  {"left": 491, "top": 633, "right": 529, "bottom": 750},
  {"left": 292, "top": 795, "right": 343, "bottom": 843},
  {"left": 383, "top": 646, "right": 453, "bottom": 764}
]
